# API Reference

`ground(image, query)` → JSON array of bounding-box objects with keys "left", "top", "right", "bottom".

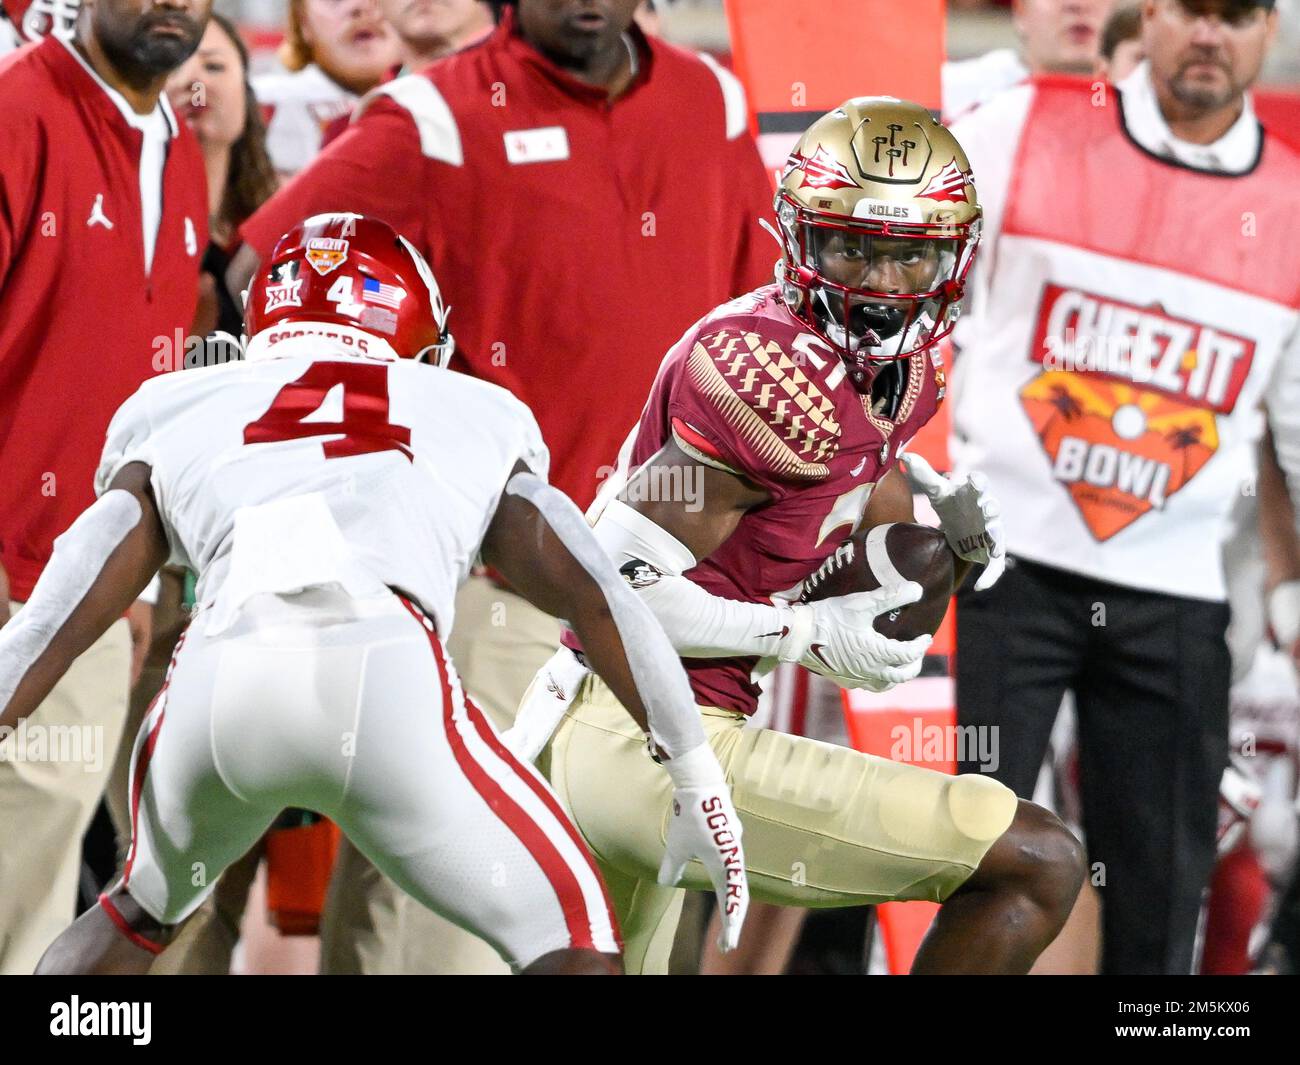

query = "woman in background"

[{"left": 168, "top": 12, "right": 279, "bottom": 354}]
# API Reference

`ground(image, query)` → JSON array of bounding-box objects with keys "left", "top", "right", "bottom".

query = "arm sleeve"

[
  {"left": 505, "top": 474, "right": 708, "bottom": 759},
  {"left": 590, "top": 499, "right": 798, "bottom": 660},
  {"left": 238, "top": 98, "right": 432, "bottom": 260}
]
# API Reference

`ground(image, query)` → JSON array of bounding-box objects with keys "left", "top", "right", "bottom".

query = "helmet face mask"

[{"left": 775, "top": 98, "right": 982, "bottom": 392}]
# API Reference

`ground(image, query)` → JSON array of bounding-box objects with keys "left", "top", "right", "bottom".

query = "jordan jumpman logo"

[{"left": 87, "top": 193, "right": 113, "bottom": 229}]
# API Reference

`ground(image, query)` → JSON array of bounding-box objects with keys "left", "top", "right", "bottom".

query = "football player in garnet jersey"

[
  {"left": 507, "top": 99, "right": 1087, "bottom": 974},
  {"left": 1, "top": 214, "right": 751, "bottom": 975}
]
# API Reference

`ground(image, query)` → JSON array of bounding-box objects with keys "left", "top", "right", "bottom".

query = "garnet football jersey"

[
  {"left": 94, "top": 334, "right": 548, "bottom": 639},
  {"left": 592, "top": 285, "right": 946, "bottom": 714}
]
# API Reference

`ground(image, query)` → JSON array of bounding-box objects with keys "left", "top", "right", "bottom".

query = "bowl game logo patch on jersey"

[
  {"left": 305, "top": 237, "right": 349, "bottom": 276},
  {"left": 1019, "top": 284, "right": 1254, "bottom": 541}
]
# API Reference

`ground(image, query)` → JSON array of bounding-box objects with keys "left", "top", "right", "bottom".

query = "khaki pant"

[
  {"left": 318, "top": 574, "right": 560, "bottom": 974},
  {"left": 541, "top": 673, "right": 1019, "bottom": 974},
  {"left": 0, "top": 602, "right": 130, "bottom": 974}
]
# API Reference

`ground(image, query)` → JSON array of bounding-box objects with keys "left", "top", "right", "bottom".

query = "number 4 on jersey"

[{"left": 244, "top": 361, "right": 413, "bottom": 462}]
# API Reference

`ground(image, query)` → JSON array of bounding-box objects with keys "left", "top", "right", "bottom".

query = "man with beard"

[
  {"left": 0, "top": 0, "right": 209, "bottom": 974},
  {"left": 947, "top": 0, "right": 1300, "bottom": 973}
]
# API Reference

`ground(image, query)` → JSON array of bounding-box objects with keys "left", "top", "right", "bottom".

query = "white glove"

[
  {"left": 658, "top": 743, "right": 749, "bottom": 953},
  {"left": 902, "top": 453, "right": 1006, "bottom": 591},
  {"left": 501, "top": 649, "right": 589, "bottom": 764},
  {"left": 780, "top": 582, "right": 931, "bottom": 692}
]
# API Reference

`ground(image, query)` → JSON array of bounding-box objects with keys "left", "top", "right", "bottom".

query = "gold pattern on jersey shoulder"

[{"left": 689, "top": 328, "right": 843, "bottom": 480}]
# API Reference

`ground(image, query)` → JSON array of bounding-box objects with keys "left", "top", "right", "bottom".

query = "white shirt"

[
  {"left": 61, "top": 38, "right": 174, "bottom": 273},
  {"left": 1116, "top": 60, "right": 1260, "bottom": 174},
  {"left": 947, "top": 65, "right": 1298, "bottom": 600},
  {"left": 253, "top": 63, "right": 357, "bottom": 177}
]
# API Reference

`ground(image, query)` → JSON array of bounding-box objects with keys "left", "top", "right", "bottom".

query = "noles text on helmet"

[{"left": 774, "top": 97, "right": 982, "bottom": 394}]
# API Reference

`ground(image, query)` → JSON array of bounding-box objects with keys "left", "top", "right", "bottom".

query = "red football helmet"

[{"left": 245, "top": 213, "right": 454, "bottom": 365}]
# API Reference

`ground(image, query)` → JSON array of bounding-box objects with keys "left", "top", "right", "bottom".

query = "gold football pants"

[{"left": 539, "top": 673, "right": 1018, "bottom": 974}]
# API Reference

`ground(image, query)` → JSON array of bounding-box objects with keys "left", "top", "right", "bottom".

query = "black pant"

[{"left": 955, "top": 557, "right": 1230, "bottom": 975}]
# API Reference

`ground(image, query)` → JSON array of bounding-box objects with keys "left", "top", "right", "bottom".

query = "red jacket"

[{"left": 0, "top": 37, "right": 208, "bottom": 599}]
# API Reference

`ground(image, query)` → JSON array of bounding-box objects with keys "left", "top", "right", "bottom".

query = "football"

[{"left": 800, "top": 522, "right": 955, "bottom": 641}]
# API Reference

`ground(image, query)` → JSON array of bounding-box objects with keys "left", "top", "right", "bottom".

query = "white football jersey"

[{"left": 95, "top": 332, "right": 548, "bottom": 637}]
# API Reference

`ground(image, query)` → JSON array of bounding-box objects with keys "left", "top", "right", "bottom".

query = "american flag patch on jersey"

[{"left": 363, "top": 277, "right": 406, "bottom": 309}]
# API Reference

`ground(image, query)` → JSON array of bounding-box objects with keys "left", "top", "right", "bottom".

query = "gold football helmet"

[{"left": 775, "top": 97, "right": 982, "bottom": 390}]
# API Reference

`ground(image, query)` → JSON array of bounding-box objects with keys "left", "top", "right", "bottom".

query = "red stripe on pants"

[{"left": 399, "top": 598, "right": 601, "bottom": 952}]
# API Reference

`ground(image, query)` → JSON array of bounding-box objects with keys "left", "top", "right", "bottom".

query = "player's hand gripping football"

[
  {"left": 781, "top": 582, "right": 932, "bottom": 692},
  {"left": 902, "top": 453, "right": 1006, "bottom": 590},
  {"left": 658, "top": 743, "right": 749, "bottom": 952}
]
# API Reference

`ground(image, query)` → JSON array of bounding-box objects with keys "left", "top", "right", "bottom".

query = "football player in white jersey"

[{"left": 0, "top": 213, "right": 748, "bottom": 975}]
